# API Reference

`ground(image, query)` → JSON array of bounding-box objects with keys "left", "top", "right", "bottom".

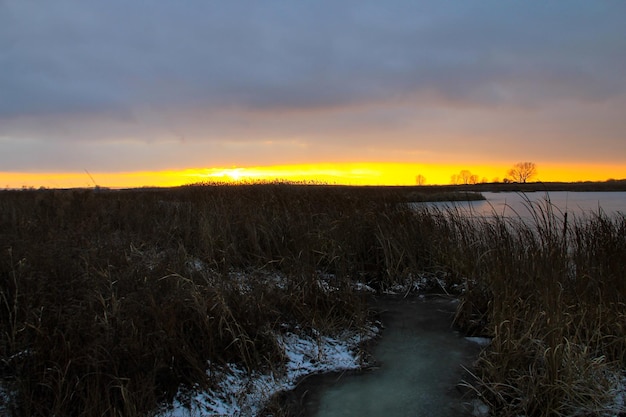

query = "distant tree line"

[{"left": 416, "top": 162, "right": 538, "bottom": 185}]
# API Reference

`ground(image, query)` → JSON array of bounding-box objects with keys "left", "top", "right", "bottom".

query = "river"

[{"left": 287, "top": 296, "right": 484, "bottom": 417}]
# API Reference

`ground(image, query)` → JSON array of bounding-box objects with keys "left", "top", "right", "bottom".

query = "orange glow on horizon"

[{"left": 1, "top": 162, "right": 625, "bottom": 189}]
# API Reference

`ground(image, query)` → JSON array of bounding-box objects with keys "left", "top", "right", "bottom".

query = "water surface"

[
  {"left": 295, "top": 296, "right": 481, "bottom": 417},
  {"left": 422, "top": 191, "right": 626, "bottom": 220},
  {"left": 476, "top": 191, "right": 626, "bottom": 218}
]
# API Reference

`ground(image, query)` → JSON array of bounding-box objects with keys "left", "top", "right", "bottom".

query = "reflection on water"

[
  {"left": 296, "top": 296, "right": 482, "bottom": 417},
  {"left": 421, "top": 191, "right": 626, "bottom": 219}
]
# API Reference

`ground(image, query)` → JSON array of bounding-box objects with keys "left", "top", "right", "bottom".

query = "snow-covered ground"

[{"left": 155, "top": 326, "right": 379, "bottom": 417}]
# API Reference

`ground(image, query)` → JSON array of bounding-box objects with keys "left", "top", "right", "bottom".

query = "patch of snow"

[
  {"left": 278, "top": 330, "right": 368, "bottom": 381},
  {"left": 469, "top": 398, "right": 490, "bottom": 417},
  {"left": 225, "top": 270, "right": 289, "bottom": 293},
  {"left": 353, "top": 282, "right": 376, "bottom": 292},
  {"left": 604, "top": 371, "right": 626, "bottom": 416},
  {"left": 156, "top": 326, "right": 378, "bottom": 417},
  {"left": 186, "top": 258, "right": 207, "bottom": 273},
  {"left": 0, "top": 383, "right": 15, "bottom": 415},
  {"left": 465, "top": 337, "right": 492, "bottom": 347},
  {"left": 316, "top": 279, "right": 337, "bottom": 293},
  {"left": 1, "top": 350, "right": 31, "bottom": 415}
]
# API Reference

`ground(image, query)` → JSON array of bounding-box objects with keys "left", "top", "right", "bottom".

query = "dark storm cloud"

[
  {"left": 2, "top": 0, "right": 624, "bottom": 118},
  {"left": 1, "top": 0, "right": 625, "bottom": 172}
]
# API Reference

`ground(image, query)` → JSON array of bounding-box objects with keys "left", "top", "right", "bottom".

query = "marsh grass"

[
  {"left": 0, "top": 185, "right": 624, "bottom": 416},
  {"left": 0, "top": 184, "right": 433, "bottom": 416},
  {"left": 445, "top": 198, "right": 626, "bottom": 416}
]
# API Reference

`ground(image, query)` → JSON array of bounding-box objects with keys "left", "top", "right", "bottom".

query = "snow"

[
  {"left": 469, "top": 398, "right": 490, "bottom": 417},
  {"left": 156, "top": 326, "right": 379, "bottom": 417},
  {"left": 465, "top": 337, "right": 492, "bottom": 347},
  {"left": 0, "top": 386, "right": 11, "bottom": 415},
  {"left": 605, "top": 372, "right": 626, "bottom": 417},
  {"left": 353, "top": 282, "right": 376, "bottom": 292}
]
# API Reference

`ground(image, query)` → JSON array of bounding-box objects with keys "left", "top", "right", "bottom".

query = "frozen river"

[
  {"left": 293, "top": 296, "right": 483, "bottom": 417},
  {"left": 296, "top": 192, "right": 625, "bottom": 417}
]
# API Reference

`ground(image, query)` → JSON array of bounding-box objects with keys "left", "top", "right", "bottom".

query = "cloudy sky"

[{"left": 1, "top": 1, "right": 625, "bottom": 186}]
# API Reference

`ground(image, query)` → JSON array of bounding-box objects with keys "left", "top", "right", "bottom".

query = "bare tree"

[
  {"left": 459, "top": 170, "right": 478, "bottom": 185},
  {"left": 452, "top": 170, "right": 480, "bottom": 185},
  {"left": 415, "top": 174, "right": 426, "bottom": 185},
  {"left": 507, "top": 162, "right": 537, "bottom": 183},
  {"left": 459, "top": 170, "right": 472, "bottom": 185}
]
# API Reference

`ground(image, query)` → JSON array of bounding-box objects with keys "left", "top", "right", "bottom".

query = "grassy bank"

[
  {"left": 1, "top": 184, "right": 624, "bottom": 416},
  {"left": 443, "top": 202, "right": 626, "bottom": 416}
]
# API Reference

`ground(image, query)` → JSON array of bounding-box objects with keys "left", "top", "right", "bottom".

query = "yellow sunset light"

[{"left": 1, "top": 162, "right": 625, "bottom": 190}]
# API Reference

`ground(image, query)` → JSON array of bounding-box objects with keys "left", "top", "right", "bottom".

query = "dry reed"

[{"left": 1, "top": 185, "right": 624, "bottom": 416}]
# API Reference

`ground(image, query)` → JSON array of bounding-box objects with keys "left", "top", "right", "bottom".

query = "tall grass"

[
  {"left": 0, "top": 185, "right": 624, "bottom": 416},
  {"left": 0, "top": 184, "right": 435, "bottom": 416},
  {"left": 444, "top": 199, "right": 626, "bottom": 416}
]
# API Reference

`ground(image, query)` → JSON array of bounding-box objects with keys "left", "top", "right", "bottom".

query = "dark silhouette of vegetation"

[
  {"left": 451, "top": 170, "right": 478, "bottom": 185},
  {"left": 507, "top": 161, "right": 537, "bottom": 183},
  {"left": 434, "top": 178, "right": 626, "bottom": 193}
]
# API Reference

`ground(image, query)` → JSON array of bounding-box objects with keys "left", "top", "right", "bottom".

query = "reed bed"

[
  {"left": 444, "top": 199, "right": 626, "bottom": 416},
  {"left": 0, "top": 184, "right": 624, "bottom": 416},
  {"left": 0, "top": 184, "right": 430, "bottom": 416}
]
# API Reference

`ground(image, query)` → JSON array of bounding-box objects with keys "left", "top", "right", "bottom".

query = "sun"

[{"left": 225, "top": 168, "right": 245, "bottom": 182}]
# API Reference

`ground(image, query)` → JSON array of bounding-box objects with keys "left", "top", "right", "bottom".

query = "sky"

[{"left": 1, "top": 1, "right": 625, "bottom": 188}]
